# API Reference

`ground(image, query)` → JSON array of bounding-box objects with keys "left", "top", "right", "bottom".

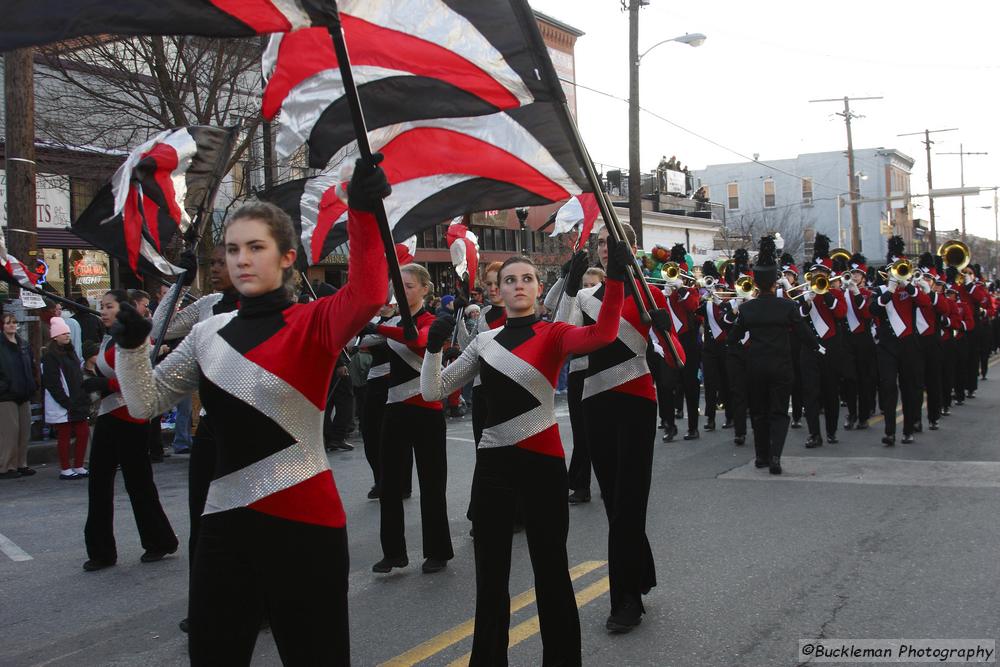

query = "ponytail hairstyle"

[
  {"left": 225, "top": 201, "right": 298, "bottom": 296},
  {"left": 401, "top": 263, "right": 434, "bottom": 299}
]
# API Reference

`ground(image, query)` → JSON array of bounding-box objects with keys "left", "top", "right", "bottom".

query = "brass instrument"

[
  {"left": 786, "top": 271, "right": 848, "bottom": 296},
  {"left": 886, "top": 258, "right": 914, "bottom": 283},
  {"left": 735, "top": 275, "right": 755, "bottom": 298},
  {"left": 662, "top": 261, "right": 697, "bottom": 283},
  {"left": 938, "top": 239, "right": 971, "bottom": 271},
  {"left": 830, "top": 247, "right": 852, "bottom": 264},
  {"left": 698, "top": 275, "right": 718, "bottom": 289}
]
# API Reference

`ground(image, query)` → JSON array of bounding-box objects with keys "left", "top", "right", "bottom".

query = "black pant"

[
  {"left": 725, "top": 349, "right": 748, "bottom": 438},
  {"left": 749, "top": 361, "right": 792, "bottom": 462},
  {"left": 147, "top": 417, "right": 163, "bottom": 461},
  {"left": 876, "top": 336, "right": 921, "bottom": 436},
  {"left": 325, "top": 375, "right": 354, "bottom": 443},
  {"left": 702, "top": 343, "right": 729, "bottom": 423},
  {"left": 470, "top": 447, "right": 581, "bottom": 667},
  {"left": 676, "top": 330, "right": 701, "bottom": 431},
  {"left": 941, "top": 339, "right": 956, "bottom": 409},
  {"left": 977, "top": 322, "right": 991, "bottom": 378},
  {"left": 187, "top": 414, "right": 217, "bottom": 624},
  {"left": 800, "top": 339, "right": 841, "bottom": 437},
  {"left": 85, "top": 415, "right": 177, "bottom": 562},
  {"left": 189, "top": 509, "right": 349, "bottom": 666},
  {"left": 842, "top": 332, "right": 876, "bottom": 422},
  {"left": 362, "top": 380, "right": 411, "bottom": 492},
  {"left": 566, "top": 371, "right": 591, "bottom": 494},
  {"left": 967, "top": 327, "right": 980, "bottom": 393},
  {"left": 790, "top": 337, "right": 803, "bottom": 422},
  {"left": 379, "top": 403, "right": 453, "bottom": 560},
  {"left": 583, "top": 392, "right": 656, "bottom": 613},
  {"left": 920, "top": 334, "right": 943, "bottom": 423},
  {"left": 647, "top": 348, "right": 674, "bottom": 428}
]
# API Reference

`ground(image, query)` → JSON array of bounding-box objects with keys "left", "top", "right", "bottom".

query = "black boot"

[
  {"left": 734, "top": 435, "right": 746, "bottom": 446},
  {"left": 882, "top": 434, "right": 895, "bottom": 447},
  {"left": 826, "top": 433, "right": 838, "bottom": 444},
  {"left": 683, "top": 429, "right": 700, "bottom": 441},
  {"left": 901, "top": 433, "right": 915, "bottom": 444},
  {"left": 754, "top": 458, "right": 769, "bottom": 468},
  {"left": 606, "top": 594, "right": 643, "bottom": 634},
  {"left": 804, "top": 434, "right": 822, "bottom": 448},
  {"left": 372, "top": 555, "right": 408, "bottom": 573},
  {"left": 704, "top": 419, "right": 716, "bottom": 432},
  {"left": 844, "top": 417, "right": 857, "bottom": 430},
  {"left": 929, "top": 420, "right": 939, "bottom": 431},
  {"left": 856, "top": 419, "right": 870, "bottom": 430},
  {"left": 662, "top": 424, "right": 678, "bottom": 442},
  {"left": 769, "top": 457, "right": 782, "bottom": 475}
]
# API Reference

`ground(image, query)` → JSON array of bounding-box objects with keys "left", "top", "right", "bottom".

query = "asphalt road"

[{"left": 2, "top": 359, "right": 1000, "bottom": 666}]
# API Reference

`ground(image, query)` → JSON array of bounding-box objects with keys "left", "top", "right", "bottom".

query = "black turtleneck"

[
  {"left": 238, "top": 287, "right": 293, "bottom": 319},
  {"left": 504, "top": 313, "right": 538, "bottom": 328}
]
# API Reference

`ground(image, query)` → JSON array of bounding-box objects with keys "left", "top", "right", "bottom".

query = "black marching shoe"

[
  {"left": 941, "top": 406, "right": 951, "bottom": 416},
  {"left": 325, "top": 440, "right": 354, "bottom": 452},
  {"left": 901, "top": 433, "right": 915, "bottom": 444},
  {"left": 967, "top": 391, "right": 977, "bottom": 399},
  {"left": 826, "top": 433, "right": 838, "bottom": 444},
  {"left": 141, "top": 547, "right": 177, "bottom": 563},
  {"left": 754, "top": 458, "right": 769, "bottom": 468},
  {"left": 769, "top": 457, "right": 782, "bottom": 475},
  {"left": 662, "top": 424, "right": 678, "bottom": 442},
  {"left": 568, "top": 490, "right": 591, "bottom": 504},
  {"left": 82, "top": 558, "right": 116, "bottom": 572},
  {"left": 856, "top": 419, "right": 870, "bottom": 430},
  {"left": 790, "top": 420, "right": 802, "bottom": 429},
  {"left": 929, "top": 420, "right": 939, "bottom": 431},
  {"left": 913, "top": 422, "right": 923, "bottom": 434},
  {"left": 606, "top": 595, "right": 643, "bottom": 634},
  {"left": 704, "top": 419, "right": 716, "bottom": 432},
  {"left": 372, "top": 555, "right": 408, "bottom": 573},
  {"left": 734, "top": 435, "right": 746, "bottom": 446},
  {"left": 683, "top": 429, "right": 700, "bottom": 441},
  {"left": 882, "top": 434, "right": 896, "bottom": 447},
  {"left": 844, "top": 418, "right": 857, "bottom": 431},
  {"left": 804, "top": 434, "right": 822, "bottom": 449},
  {"left": 422, "top": 558, "right": 448, "bottom": 574},
  {"left": 955, "top": 399, "right": 965, "bottom": 406},
  {"left": 722, "top": 419, "right": 734, "bottom": 429},
  {"left": 16, "top": 467, "right": 36, "bottom": 477}
]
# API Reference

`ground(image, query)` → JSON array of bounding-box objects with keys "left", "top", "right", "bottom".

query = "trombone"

[
  {"left": 786, "top": 271, "right": 848, "bottom": 297},
  {"left": 877, "top": 258, "right": 915, "bottom": 283},
  {"left": 662, "top": 261, "right": 697, "bottom": 284}
]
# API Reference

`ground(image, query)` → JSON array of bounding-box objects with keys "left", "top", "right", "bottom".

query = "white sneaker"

[
  {"left": 59, "top": 470, "right": 80, "bottom": 480},
  {"left": 73, "top": 467, "right": 89, "bottom": 477}
]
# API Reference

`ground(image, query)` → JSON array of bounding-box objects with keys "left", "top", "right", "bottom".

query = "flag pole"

[
  {"left": 326, "top": 26, "right": 417, "bottom": 340},
  {"left": 149, "top": 125, "right": 239, "bottom": 363},
  {"left": 0, "top": 275, "right": 101, "bottom": 316}
]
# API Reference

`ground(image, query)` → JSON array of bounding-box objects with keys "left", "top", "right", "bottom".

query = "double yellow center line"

[{"left": 379, "top": 560, "right": 609, "bottom": 667}]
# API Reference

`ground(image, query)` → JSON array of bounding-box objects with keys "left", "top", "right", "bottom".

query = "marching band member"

[
  {"left": 728, "top": 237, "right": 817, "bottom": 474},
  {"left": 868, "top": 236, "right": 929, "bottom": 446},
  {"left": 663, "top": 244, "right": 702, "bottom": 440},
  {"left": 779, "top": 253, "right": 805, "bottom": 429},
  {"left": 722, "top": 249, "right": 752, "bottom": 447},
  {"left": 696, "top": 261, "right": 730, "bottom": 433},
  {"left": 112, "top": 156, "right": 389, "bottom": 664},
  {"left": 796, "top": 235, "right": 846, "bottom": 448},
  {"left": 841, "top": 254, "right": 875, "bottom": 431},
  {"left": 421, "top": 248, "right": 626, "bottom": 666},
  {"left": 913, "top": 254, "right": 950, "bottom": 432}
]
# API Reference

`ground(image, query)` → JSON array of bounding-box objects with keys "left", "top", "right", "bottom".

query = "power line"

[{"left": 562, "top": 77, "right": 850, "bottom": 195}]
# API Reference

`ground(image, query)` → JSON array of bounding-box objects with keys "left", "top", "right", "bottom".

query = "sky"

[{"left": 529, "top": 0, "right": 1000, "bottom": 240}]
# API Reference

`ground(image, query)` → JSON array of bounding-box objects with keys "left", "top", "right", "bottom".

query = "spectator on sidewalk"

[
  {"left": 171, "top": 396, "right": 193, "bottom": 455},
  {"left": 59, "top": 301, "right": 84, "bottom": 359},
  {"left": 74, "top": 296, "right": 105, "bottom": 345},
  {"left": 41, "top": 317, "right": 92, "bottom": 480},
  {"left": 0, "top": 312, "right": 38, "bottom": 479}
]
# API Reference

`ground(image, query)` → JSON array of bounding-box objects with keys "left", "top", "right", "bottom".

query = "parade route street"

[{"left": 3, "top": 363, "right": 1000, "bottom": 666}]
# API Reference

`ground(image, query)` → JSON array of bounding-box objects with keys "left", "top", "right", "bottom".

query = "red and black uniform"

[
  {"left": 422, "top": 278, "right": 623, "bottom": 667},
  {"left": 798, "top": 286, "right": 847, "bottom": 441},
  {"left": 965, "top": 279, "right": 991, "bottom": 387},
  {"left": 664, "top": 285, "right": 702, "bottom": 433},
  {"left": 84, "top": 337, "right": 178, "bottom": 566},
  {"left": 953, "top": 290, "right": 976, "bottom": 402},
  {"left": 721, "top": 296, "right": 752, "bottom": 442},
  {"left": 841, "top": 284, "right": 876, "bottom": 427},
  {"left": 938, "top": 293, "right": 960, "bottom": 412},
  {"left": 376, "top": 309, "right": 453, "bottom": 565},
  {"left": 915, "top": 287, "right": 951, "bottom": 426},
  {"left": 869, "top": 283, "right": 930, "bottom": 439},
  {"left": 697, "top": 297, "right": 731, "bottom": 428},
  {"left": 115, "top": 208, "right": 386, "bottom": 665},
  {"left": 564, "top": 279, "right": 682, "bottom": 621}
]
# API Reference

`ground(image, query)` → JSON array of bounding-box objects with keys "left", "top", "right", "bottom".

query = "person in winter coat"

[
  {"left": 41, "top": 317, "right": 92, "bottom": 480},
  {"left": 1, "top": 312, "right": 38, "bottom": 479}
]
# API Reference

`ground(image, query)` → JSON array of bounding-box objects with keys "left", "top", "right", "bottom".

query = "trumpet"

[{"left": 698, "top": 275, "right": 718, "bottom": 289}]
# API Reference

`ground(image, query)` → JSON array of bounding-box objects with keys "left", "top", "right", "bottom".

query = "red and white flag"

[
  {"left": 446, "top": 219, "right": 479, "bottom": 284},
  {"left": 549, "top": 193, "right": 600, "bottom": 250},
  {"left": 0, "top": 234, "right": 40, "bottom": 291}
]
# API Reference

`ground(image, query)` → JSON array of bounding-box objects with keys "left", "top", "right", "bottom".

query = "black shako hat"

[{"left": 753, "top": 236, "right": 778, "bottom": 286}]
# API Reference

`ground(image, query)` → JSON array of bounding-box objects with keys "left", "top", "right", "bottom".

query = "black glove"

[
  {"left": 904, "top": 283, "right": 917, "bottom": 297},
  {"left": 824, "top": 293, "right": 837, "bottom": 308},
  {"left": 81, "top": 376, "right": 111, "bottom": 395},
  {"left": 564, "top": 250, "right": 590, "bottom": 297},
  {"left": 560, "top": 257, "right": 573, "bottom": 278},
  {"left": 360, "top": 322, "right": 379, "bottom": 337},
  {"left": 347, "top": 153, "right": 391, "bottom": 212},
  {"left": 605, "top": 238, "right": 632, "bottom": 282},
  {"left": 177, "top": 249, "right": 199, "bottom": 287},
  {"left": 110, "top": 302, "right": 153, "bottom": 350},
  {"left": 453, "top": 294, "right": 468, "bottom": 317},
  {"left": 649, "top": 308, "right": 672, "bottom": 336},
  {"left": 443, "top": 346, "right": 461, "bottom": 362},
  {"left": 426, "top": 315, "right": 455, "bottom": 354}
]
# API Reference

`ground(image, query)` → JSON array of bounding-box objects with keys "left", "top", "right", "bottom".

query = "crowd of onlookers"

[{"left": 0, "top": 286, "right": 190, "bottom": 481}]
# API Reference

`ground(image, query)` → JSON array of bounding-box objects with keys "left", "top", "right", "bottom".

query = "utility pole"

[
  {"left": 4, "top": 48, "right": 37, "bottom": 299},
  {"left": 809, "top": 96, "right": 882, "bottom": 253},
  {"left": 898, "top": 128, "right": 958, "bottom": 251},
  {"left": 936, "top": 144, "right": 988, "bottom": 243},
  {"left": 627, "top": 0, "right": 645, "bottom": 248}
]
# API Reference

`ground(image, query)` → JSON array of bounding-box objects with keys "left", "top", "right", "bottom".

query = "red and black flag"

[
  {"left": 0, "top": 234, "right": 40, "bottom": 291},
  {"left": 549, "top": 193, "right": 600, "bottom": 251},
  {"left": 73, "top": 125, "right": 236, "bottom": 277},
  {"left": 446, "top": 220, "right": 479, "bottom": 286},
  {"left": 262, "top": 0, "right": 559, "bottom": 168},
  {"left": 260, "top": 101, "right": 592, "bottom": 264},
  {"left": 1, "top": 0, "right": 338, "bottom": 51}
]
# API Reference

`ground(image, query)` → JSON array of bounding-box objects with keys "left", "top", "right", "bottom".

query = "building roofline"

[
  {"left": 533, "top": 10, "right": 585, "bottom": 37},
  {"left": 696, "top": 147, "right": 916, "bottom": 172}
]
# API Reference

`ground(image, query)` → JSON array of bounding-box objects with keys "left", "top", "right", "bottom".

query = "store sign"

[
  {"left": 0, "top": 170, "right": 72, "bottom": 229},
  {"left": 470, "top": 210, "right": 508, "bottom": 228},
  {"left": 665, "top": 169, "right": 686, "bottom": 194},
  {"left": 71, "top": 255, "right": 110, "bottom": 286}
]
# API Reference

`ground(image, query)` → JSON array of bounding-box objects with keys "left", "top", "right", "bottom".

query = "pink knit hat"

[{"left": 49, "top": 316, "right": 71, "bottom": 338}]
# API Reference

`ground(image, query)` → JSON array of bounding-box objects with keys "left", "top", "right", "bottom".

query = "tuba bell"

[
  {"left": 830, "top": 247, "right": 852, "bottom": 264},
  {"left": 887, "top": 258, "right": 914, "bottom": 282},
  {"left": 938, "top": 239, "right": 971, "bottom": 271}
]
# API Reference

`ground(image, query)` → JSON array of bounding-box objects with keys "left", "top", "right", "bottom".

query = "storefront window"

[
  {"left": 40, "top": 248, "right": 65, "bottom": 296},
  {"left": 67, "top": 250, "right": 111, "bottom": 305}
]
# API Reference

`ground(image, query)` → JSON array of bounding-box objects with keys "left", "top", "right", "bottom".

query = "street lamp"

[{"left": 628, "top": 17, "right": 705, "bottom": 248}]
